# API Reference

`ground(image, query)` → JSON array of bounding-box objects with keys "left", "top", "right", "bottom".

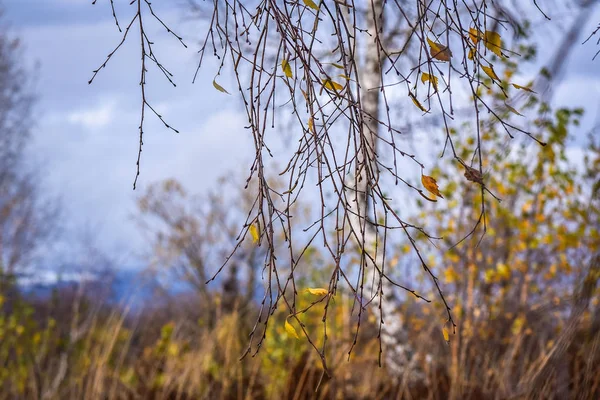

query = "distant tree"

[
  {"left": 0, "top": 13, "right": 56, "bottom": 279},
  {"left": 90, "top": 0, "right": 599, "bottom": 372},
  {"left": 136, "top": 176, "right": 273, "bottom": 324}
]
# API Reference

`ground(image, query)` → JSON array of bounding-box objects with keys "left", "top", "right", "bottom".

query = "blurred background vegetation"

[{"left": 0, "top": 5, "right": 599, "bottom": 400}]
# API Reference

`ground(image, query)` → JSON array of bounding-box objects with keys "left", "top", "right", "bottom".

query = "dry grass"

[{"left": 0, "top": 273, "right": 598, "bottom": 400}]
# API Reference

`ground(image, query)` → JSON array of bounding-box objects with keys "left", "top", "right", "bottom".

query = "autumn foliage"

[{"left": 1, "top": 94, "right": 599, "bottom": 397}]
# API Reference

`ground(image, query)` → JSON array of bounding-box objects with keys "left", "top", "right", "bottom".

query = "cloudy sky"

[{"left": 2, "top": 1, "right": 599, "bottom": 268}]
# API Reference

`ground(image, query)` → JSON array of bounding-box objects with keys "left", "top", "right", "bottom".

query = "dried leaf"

[
  {"left": 281, "top": 59, "right": 293, "bottom": 78},
  {"left": 305, "top": 288, "right": 328, "bottom": 296},
  {"left": 464, "top": 165, "right": 483, "bottom": 184},
  {"left": 512, "top": 83, "right": 536, "bottom": 93},
  {"left": 330, "top": 63, "right": 344, "bottom": 69},
  {"left": 285, "top": 319, "right": 300, "bottom": 339},
  {"left": 308, "top": 117, "right": 314, "bottom": 132},
  {"left": 249, "top": 223, "right": 259, "bottom": 243},
  {"left": 427, "top": 37, "right": 452, "bottom": 62},
  {"left": 482, "top": 64, "right": 500, "bottom": 82},
  {"left": 409, "top": 92, "right": 428, "bottom": 113},
  {"left": 303, "top": 0, "right": 320, "bottom": 10},
  {"left": 421, "top": 174, "right": 444, "bottom": 199},
  {"left": 212, "top": 79, "right": 230, "bottom": 94},
  {"left": 484, "top": 30, "right": 502, "bottom": 57},
  {"left": 421, "top": 72, "right": 439, "bottom": 90}
]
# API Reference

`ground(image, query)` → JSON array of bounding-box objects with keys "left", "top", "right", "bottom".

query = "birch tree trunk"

[{"left": 346, "top": 0, "right": 411, "bottom": 377}]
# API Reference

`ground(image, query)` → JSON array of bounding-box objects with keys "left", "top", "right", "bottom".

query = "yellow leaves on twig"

[
  {"left": 322, "top": 78, "right": 344, "bottom": 93},
  {"left": 512, "top": 83, "right": 536, "bottom": 93},
  {"left": 409, "top": 92, "right": 428, "bottom": 113},
  {"left": 303, "top": 0, "right": 320, "bottom": 10},
  {"left": 442, "top": 326, "right": 450, "bottom": 342},
  {"left": 484, "top": 30, "right": 502, "bottom": 57},
  {"left": 505, "top": 103, "right": 523, "bottom": 117},
  {"left": 468, "top": 48, "right": 476, "bottom": 60},
  {"left": 305, "top": 288, "right": 328, "bottom": 296},
  {"left": 421, "top": 173, "right": 444, "bottom": 199},
  {"left": 212, "top": 79, "right": 230, "bottom": 94},
  {"left": 469, "top": 27, "right": 482, "bottom": 45},
  {"left": 421, "top": 72, "right": 438, "bottom": 91},
  {"left": 249, "top": 223, "right": 259, "bottom": 244},
  {"left": 468, "top": 28, "right": 503, "bottom": 58},
  {"left": 482, "top": 64, "right": 500, "bottom": 82},
  {"left": 442, "top": 320, "right": 454, "bottom": 343},
  {"left": 285, "top": 317, "right": 300, "bottom": 339},
  {"left": 281, "top": 59, "right": 293, "bottom": 78},
  {"left": 427, "top": 37, "right": 452, "bottom": 62}
]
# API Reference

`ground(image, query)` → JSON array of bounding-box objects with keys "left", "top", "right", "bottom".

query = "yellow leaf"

[
  {"left": 307, "top": 117, "right": 314, "bottom": 132},
  {"left": 482, "top": 64, "right": 500, "bottom": 81},
  {"left": 285, "top": 318, "right": 300, "bottom": 339},
  {"left": 511, "top": 315, "right": 526, "bottom": 335},
  {"left": 305, "top": 288, "right": 328, "bottom": 296},
  {"left": 505, "top": 103, "right": 523, "bottom": 117},
  {"left": 421, "top": 72, "right": 438, "bottom": 90},
  {"left": 409, "top": 92, "right": 428, "bottom": 113},
  {"left": 444, "top": 267, "right": 460, "bottom": 284},
  {"left": 249, "top": 224, "right": 259, "bottom": 243},
  {"left": 512, "top": 83, "right": 536, "bottom": 93},
  {"left": 212, "top": 79, "right": 230, "bottom": 94},
  {"left": 427, "top": 37, "right": 452, "bottom": 62},
  {"left": 469, "top": 27, "right": 482, "bottom": 44},
  {"left": 421, "top": 173, "right": 444, "bottom": 199},
  {"left": 442, "top": 326, "right": 450, "bottom": 342},
  {"left": 303, "top": 0, "right": 319, "bottom": 10},
  {"left": 496, "top": 262, "right": 510, "bottom": 280},
  {"left": 330, "top": 63, "right": 344, "bottom": 69},
  {"left": 484, "top": 269, "right": 495, "bottom": 283},
  {"left": 484, "top": 30, "right": 502, "bottom": 57},
  {"left": 281, "top": 59, "right": 292, "bottom": 78},
  {"left": 322, "top": 78, "right": 344, "bottom": 92},
  {"left": 468, "top": 47, "right": 476, "bottom": 60}
]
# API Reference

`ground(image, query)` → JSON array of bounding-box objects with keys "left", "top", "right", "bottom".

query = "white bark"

[{"left": 345, "top": 0, "right": 411, "bottom": 377}]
